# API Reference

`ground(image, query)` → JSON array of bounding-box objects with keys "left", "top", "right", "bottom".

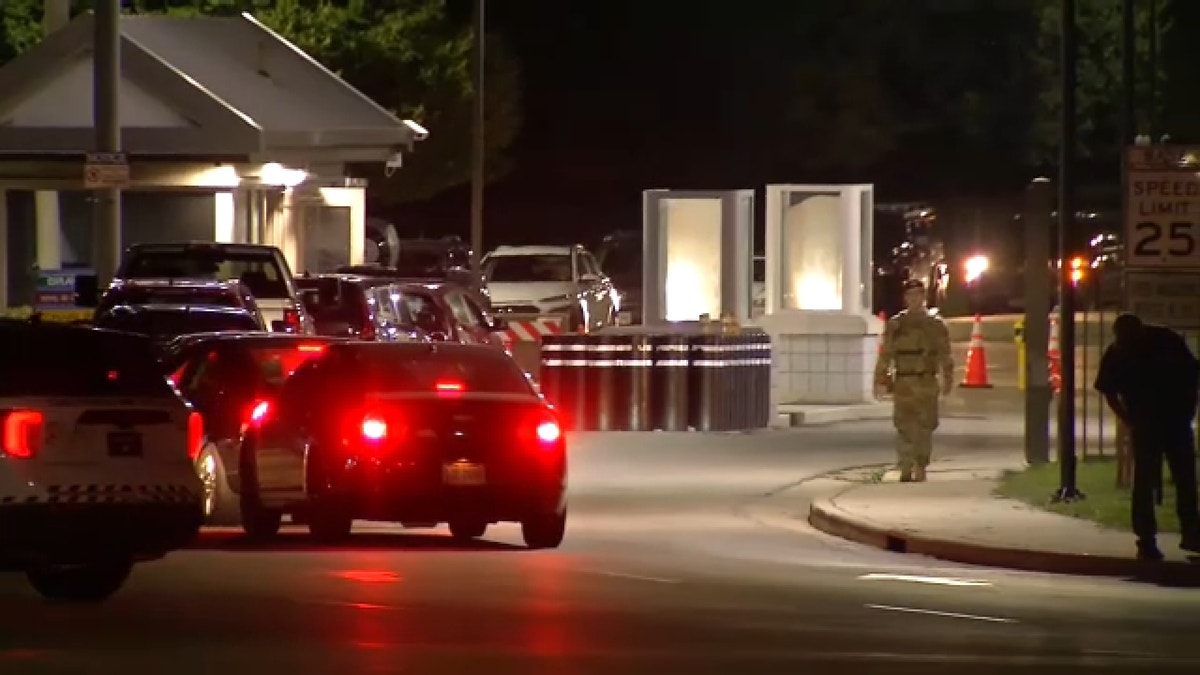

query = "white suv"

[{"left": 482, "top": 245, "right": 618, "bottom": 333}]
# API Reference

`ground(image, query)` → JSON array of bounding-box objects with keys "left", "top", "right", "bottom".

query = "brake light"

[
  {"left": 248, "top": 400, "right": 271, "bottom": 426},
  {"left": 2, "top": 410, "right": 45, "bottom": 459},
  {"left": 297, "top": 343, "right": 326, "bottom": 354},
  {"left": 435, "top": 380, "right": 464, "bottom": 393},
  {"left": 187, "top": 412, "right": 204, "bottom": 460},
  {"left": 361, "top": 413, "right": 387, "bottom": 442},
  {"left": 536, "top": 420, "right": 561, "bottom": 445}
]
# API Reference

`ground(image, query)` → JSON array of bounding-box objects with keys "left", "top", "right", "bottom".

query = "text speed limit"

[{"left": 1126, "top": 170, "right": 1200, "bottom": 267}]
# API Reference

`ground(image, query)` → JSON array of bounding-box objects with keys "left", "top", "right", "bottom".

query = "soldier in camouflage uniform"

[{"left": 873, "top": 279, "right": 953, "bottom": 482}]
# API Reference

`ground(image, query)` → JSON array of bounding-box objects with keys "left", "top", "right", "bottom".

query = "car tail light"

[
  {"left": 2, "top": 410, "right": 45, "bottom": 459},
  {"left": 187, "top": 412, "right": 204, "bottom": 460},
  {"left": 361, "top": 412, "right": 388, "bottom": 442},
  {"left": 435, "top": 380, "right": 464, "bottom": 394},
  {"left": 535, "top": 419, "right": 562, "bottom": 445},
  {"left": 248, "top": 399, "right": 272, "bottom": 427},
  {"left": 297, "top": 343, "right": 326, "bottom": 354},
  {"left": 283, "top": 309, "right": 301, "bottom": 332}
]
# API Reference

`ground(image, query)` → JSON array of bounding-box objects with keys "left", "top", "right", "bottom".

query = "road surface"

[{"left": 1, "top": 422, "right": 1196, "bottom": 673}]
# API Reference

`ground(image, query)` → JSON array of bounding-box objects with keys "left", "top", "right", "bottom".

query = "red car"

[{"left": 392, "top": 282, "right": 507, "bottom": 349}]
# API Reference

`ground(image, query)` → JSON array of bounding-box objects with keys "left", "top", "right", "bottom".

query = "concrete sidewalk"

[{"left": 807, "top": 452, "right": 1200, "bottom": 581}]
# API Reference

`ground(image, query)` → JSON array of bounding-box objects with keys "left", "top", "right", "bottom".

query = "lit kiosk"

[
  {"left": 641, "top": 190, "right": 754, "bottom": 323},
  {"left": 754, "top": 184, "right": 884, "bottom": 420}
]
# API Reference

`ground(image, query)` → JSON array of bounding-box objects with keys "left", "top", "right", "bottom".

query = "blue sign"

[{"left": 35, "top": 268, "right": 93, "bottom": 311}]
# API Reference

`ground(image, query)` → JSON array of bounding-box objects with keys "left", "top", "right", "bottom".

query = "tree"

[
  {"left": 0, "top": 0, "right": 522, "bottom": 205},
  {"left": 1030, "top": 0, "right": 1169, "bottom": 169}
]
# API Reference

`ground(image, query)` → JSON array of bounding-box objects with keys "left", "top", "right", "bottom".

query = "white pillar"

[
  {"left": 34, "top": 191, "right": 62, "bottom": 270},
  {"left": 0, "top": 189, "right": 8, "bottom": 309},
  {"left": 840, "top": 186, "right": 863, "bottom": 314}
]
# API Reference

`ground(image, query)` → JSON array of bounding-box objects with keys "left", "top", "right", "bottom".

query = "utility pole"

[
  {"left": 1054, "top": 0, "right": 1084, "bottom": 503},
  {"left": 1147, "top": 0, "right": 1158, "bottom": 139},
  {"left": 469, "top": 0, "right": 486, "bottom": 277},
  {"left": 93, "top": 0, "right": 122, "bottom": 290}
]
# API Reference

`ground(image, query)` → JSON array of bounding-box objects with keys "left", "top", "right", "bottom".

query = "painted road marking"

[
  {"left": 578, "top": 568, "right": 682, "bottom": 584},
  {"left": 865, "top": 603, "right": 1017, "bottom": 624},
  {"left": 858, "top": 573, "right": 993, "bottom": 587}
]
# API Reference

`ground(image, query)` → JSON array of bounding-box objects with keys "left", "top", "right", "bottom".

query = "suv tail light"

[
  {"left": 2, "top": 410, "right": 45, "bottom": 459},
  {"left": 240, "top": 399, "right": 272, "bottom": 435},
  {"left": 435, "top": 380, "right": 464, "bottom": 394},
  {"left": 187, "top": 412, "right": 204, "bottom": 460}
]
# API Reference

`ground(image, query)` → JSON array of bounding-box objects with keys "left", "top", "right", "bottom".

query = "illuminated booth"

[
  {"left": 753, "top": 184, "right": 885, "bottom": 413},
  {"left": 641, "top": 189, "right": 754, "bottom": 323}
]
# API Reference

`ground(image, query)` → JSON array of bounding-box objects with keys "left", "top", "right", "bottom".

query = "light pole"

[{"left": 469, "top": 0, "right": 486, "bottom": 277}]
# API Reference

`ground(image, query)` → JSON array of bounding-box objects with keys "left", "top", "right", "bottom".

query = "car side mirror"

[
  {"left": 74, "top": 274, "right": 99, "bottom": 307},
  {"left": 488, "top": 317, "right": 507, "bottom": 331}
]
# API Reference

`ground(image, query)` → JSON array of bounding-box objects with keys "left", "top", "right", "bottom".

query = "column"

[
  {"left": 0, "top": 190, "right": 8, "bottom": 310},
  {"left": 35, "top": 191, "right": 62, "bottom": 271}
]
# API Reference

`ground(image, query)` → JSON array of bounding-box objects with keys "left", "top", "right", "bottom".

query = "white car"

[
  {"left": 482, "top": 245, "right": 618, "bottom": 332},
  {"left": 0, "top": 319, "right": 204, "bottom": 602}
]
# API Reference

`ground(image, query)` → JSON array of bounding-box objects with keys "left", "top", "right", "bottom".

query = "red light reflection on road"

[
  {"left": 521, "top": 556, "right": 575, "bottom": 656},
  {"left": 331, "top": 569, "right": 402, "bottom": 584}
]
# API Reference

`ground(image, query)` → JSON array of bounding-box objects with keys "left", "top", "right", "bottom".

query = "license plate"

[
  {"left": 107, "top": 431, "right": 143, "bottom": 457},
  {"left": 442, "top": 462, "right": 486, "bottom": 486}
]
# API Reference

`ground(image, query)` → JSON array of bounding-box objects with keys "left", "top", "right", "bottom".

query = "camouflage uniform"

[{"left": 874, "top": 309, "right": 953, "bottom": 476}]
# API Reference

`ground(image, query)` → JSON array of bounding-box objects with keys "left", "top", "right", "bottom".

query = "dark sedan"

[{"left": 237, "top": 342, "right": 567, "bottom": 548}]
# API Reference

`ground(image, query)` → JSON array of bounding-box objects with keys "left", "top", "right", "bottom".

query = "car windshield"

[
  {"left": 484, "top": 254, "right": 572, "bottom": 283},
  {"left": 393, "top": 289, "right": 448, "bottom": 334},
  {"left": 339, "top": 346, "right": 531, "bottom": 394},
  {"left": 119, "top": 248, "right": 291, "bottom": 299},
  {"left": 0, "top": 325, "right": 175, "bottom": 397},
  {"left": 99, "top": 286, "right": 240, "bottom": 314},
  {"left": 297, "top": 279, "right": 367, "bottom": 330},
  {"left": 96, "top": 309, "right": 261, "bottom": 340}
]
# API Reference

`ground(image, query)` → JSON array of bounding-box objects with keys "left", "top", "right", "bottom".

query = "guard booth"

[{"left": 0, "top": 12, "right": 427, "bottom": 314}]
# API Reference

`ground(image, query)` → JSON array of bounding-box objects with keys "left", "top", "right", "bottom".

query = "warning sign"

[
  {"left": 1125, "top": 146, "right": 1200, "bottom": 268},
  {"left": 1124, "top": 269, "right": 1200, "bottom": 329}
]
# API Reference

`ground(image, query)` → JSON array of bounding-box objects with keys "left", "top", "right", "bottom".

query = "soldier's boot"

[
  {"left": 913, "top": 466, "right": 927, "bottom": 482},
  {"left": 1136, "top": 539, "right": 1165, "bottom": 561},
  {"left": 898, "top": 465, "right": 913, "bottom": 482}
]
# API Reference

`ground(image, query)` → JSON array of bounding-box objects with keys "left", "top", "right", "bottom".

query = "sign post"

[{"left": 83, "top": 151, "right": 129, "bottom": 189}]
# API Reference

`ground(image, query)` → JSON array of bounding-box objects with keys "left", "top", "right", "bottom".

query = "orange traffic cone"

[
  {"left": 1048, "top": 311, "right": 1062, "bottom": 393},
  {"left": 876, "top": 311, "right": 887, "bottom": 356},
  {"left": 959, "top": 314, "right": 993, "bottom": 388}
]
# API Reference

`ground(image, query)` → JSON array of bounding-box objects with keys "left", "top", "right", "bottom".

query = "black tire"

[
  {"left": 196, "top": 445, "right": 240, "bottom": 527},
  {"left": 448, "top": 519, "right": 487, "bottom": 542},
  {"left": 238, "top": 437, "right": 282, "bottom": 541},
  {"left": 307, "top": 507, "right": 353, "bottom": 544},
  {"left": 26, "top": 560, "right": 133, "bottom": 603},
  {"left": 521, "top": 509, "right": 566, "bottom": 550}
]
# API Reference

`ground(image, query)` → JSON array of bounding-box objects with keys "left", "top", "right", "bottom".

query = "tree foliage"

[{"left": 0, "top": 0, "right": 522, "bottom": 205}]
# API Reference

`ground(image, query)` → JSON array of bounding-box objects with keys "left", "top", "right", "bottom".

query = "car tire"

[
  {"left": 307, "top": 508, "right": 353, "bottom": 544},
  {"left": 521, "top": 509, "right": 566, "bottom": 550},
  {"left": 26, "top": 560, "right": 133, "bottom": 603},
  {"left": 196, "top": 445, "right": 240, "bottom": 527},
  {"left": 448, "top": 519, "right": 487, "bottom": 542},
  {"left": 238, "top": 439, "right": 282, "bottom": 541}
]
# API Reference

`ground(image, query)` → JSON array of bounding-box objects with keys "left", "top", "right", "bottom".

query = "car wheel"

[
  {"left": 196, "top": 445, "right": 240, "bottom": 527},
  {"left": 521, "top": 509, "right": 566, "bottom": 549},
  {"left": 307, "top": 507, "right": 353, "bottom": 544},
  {"left": 26, "top": 560, "right": 133, "bottom": 603},
  {"left": 448, "top": 519, "right": 487, "bottom": 542},
  {"left": 238, "top": 441, "right": 282, "bottom": 541}
]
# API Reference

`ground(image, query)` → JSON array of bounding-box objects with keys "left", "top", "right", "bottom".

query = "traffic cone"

[
  {"left": 959, "top": 314, "right": 993, "bottom": 388},
  {"left": 876, "top": 311, "right": 887, "bottom": 356},
  {"left": 1048, "top": 311, "right": 1062, "bottom": 393}
]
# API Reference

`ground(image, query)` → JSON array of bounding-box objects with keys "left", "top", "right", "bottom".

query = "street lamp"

[{"left": 469, "top": 0, "right": 486, "bottom": 277}]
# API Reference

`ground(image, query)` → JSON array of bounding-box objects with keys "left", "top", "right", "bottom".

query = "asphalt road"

[{"left": 2, "top": 421, "right": 1198, "bottom": 674}]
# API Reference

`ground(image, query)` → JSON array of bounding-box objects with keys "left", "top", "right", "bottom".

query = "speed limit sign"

[{"left": 1126, "top": 147, "right": 1200, "bottom": 268}]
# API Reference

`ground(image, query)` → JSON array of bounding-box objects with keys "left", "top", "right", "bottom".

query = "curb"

[
  {"left": 808, "top": 497, "right": 1200, "bottom": 583},
  {"left": 778, "top": 403, "right": 892, "bottom": 427}
]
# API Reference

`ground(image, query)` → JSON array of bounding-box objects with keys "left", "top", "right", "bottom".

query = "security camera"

[
  {"left": 403, "top": 119, "right": 430, "bottom": 142},
  {"left": 385, "top": 152, "right": 403, "bottom": 170}
]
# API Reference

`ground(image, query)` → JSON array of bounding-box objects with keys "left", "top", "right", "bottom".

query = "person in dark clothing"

[{"left": 1094, "top": 313, "right": 1200, "bottom": 560}]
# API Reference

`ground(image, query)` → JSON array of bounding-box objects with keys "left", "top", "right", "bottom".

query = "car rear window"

[
  {"left": 0, "top": 326, "right": 175, "bottom": 398},
  {"left": 393, "top": 289, "right": 447, "bottom": 333},
  {"left": 182, "top": 342, "right": 329, "bottom": 396},
  {"left": 119, "top": 248, "right": 290, "bottom": 299},
  {"left": 99, "top": 287, "right": 240, "bottom": 314},
  {"left": 297, "top": 278, "right": 367, "bottom": 330},
  {"left": 393, "top": 248, "right": 448, "bottom": 276},
  {"left": 95, "top": 309, "right": 261, "bottom": 339},
  {"left": 339, "top": 346, "right": 531, "bottom": 395}
]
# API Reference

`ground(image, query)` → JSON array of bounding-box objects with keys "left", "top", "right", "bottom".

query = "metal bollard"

[
  {"left": 730, "top": 333, "right": 750, "bottom": 430},
  {"left": 754, "top": 331, "right": 773, "bottom": 428},
  {"left": 689, "top": 334, "right": 723, "bottom": 432},
  {"left": 539, "top": 334, "right": 565, "bottom": 409},
  {"left": 588, "top": 334, "right": 625, "bottom": 432},
  {"left": 651, "top": 334, "right": 690, "bottom": 431},
  {"left": 616, "top": 334, "right": 653, "bottom": 431},
  {"left": 545, "top": 333, "right": 590, "bottom": 431}
]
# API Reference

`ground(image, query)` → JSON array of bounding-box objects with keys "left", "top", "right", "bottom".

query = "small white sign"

[
  {"left": 1124, "top": 269, "right": 1200, "bottom": 329},
  {"left": 1125, "top": 170, "right": 1200, "bottom": 268},
  {"left": 84, "top": 152, "right": 129, "bottom": 189}
]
